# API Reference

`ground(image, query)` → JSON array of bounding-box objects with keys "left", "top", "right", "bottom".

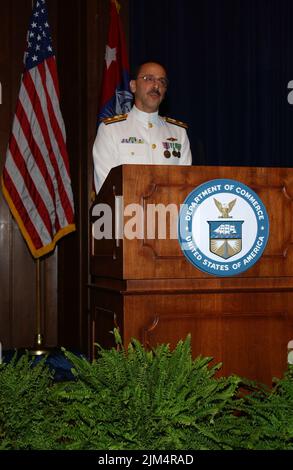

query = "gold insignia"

[
  {"left": 102, "top": 114, "right": 128, "bottom": 125},
  {"left": 214, "top": 198, "right": 237, "bottom": 218},
  {"left": 164, "top": 116, "right": 188, "bottom": 129}
]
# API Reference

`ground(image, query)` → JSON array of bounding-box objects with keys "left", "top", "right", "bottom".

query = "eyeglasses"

[{"left": 137, "top": 74, "right": 169, "bottom": 88}]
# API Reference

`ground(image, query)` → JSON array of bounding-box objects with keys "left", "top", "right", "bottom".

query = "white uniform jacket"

[{"left": 93, "top": 105, "right": 192, "bottom": 194}]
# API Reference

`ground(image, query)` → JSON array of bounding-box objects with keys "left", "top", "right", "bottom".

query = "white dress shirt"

[{"left": 93, "top": 105, "right": 192, "bottom": 193}]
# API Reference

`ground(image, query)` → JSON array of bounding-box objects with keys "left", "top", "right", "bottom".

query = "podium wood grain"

[{"left": 90, "top": 165, "right": 293, "bottom": 385}]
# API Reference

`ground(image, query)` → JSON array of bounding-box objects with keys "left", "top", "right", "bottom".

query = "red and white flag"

[
  {"left": 98, "top": 0, "right": 132, "bottom": 122},
  {"left": 1, "top": 0, "right": 75, "bottom": 258}
]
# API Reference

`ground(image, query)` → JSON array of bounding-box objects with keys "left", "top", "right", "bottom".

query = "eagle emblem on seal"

[{"left": 214, "top": 198, "right": 236, "bottom": 218}]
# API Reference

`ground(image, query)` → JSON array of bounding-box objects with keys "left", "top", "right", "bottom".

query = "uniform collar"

[{"left": 131, "top": 105, "right": 162, "bottom": 127}]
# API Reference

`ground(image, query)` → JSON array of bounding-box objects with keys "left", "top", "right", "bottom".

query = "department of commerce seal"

[{"left": 178, "top": 179, "right": 269, "bottom": 277}]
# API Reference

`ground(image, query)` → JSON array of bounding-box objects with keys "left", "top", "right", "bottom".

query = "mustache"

[{"left": 148, "top": 88, "right": 161, "bottom": 97}]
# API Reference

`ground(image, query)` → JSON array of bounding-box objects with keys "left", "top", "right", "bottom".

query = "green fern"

[
  {"left": 233, "top": 366, "right": 293, "bottom": 449},
  {"left": 0, "top": 353, "right": 54, "bottom": 449},
  {"left": 1, "top": 333, "right": 293, "bottom": 450},
  {"left": 52, "top": 333, "right": 241, "bottom": 450}
]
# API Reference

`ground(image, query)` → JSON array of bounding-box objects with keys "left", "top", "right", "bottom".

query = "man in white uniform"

[{"left": 93, "top": 61, "right": 192, "bottom": 194}]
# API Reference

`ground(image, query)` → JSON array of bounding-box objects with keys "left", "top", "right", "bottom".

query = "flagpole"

[
  {"left": 31, "top": 0, "right": 44, "bottom": 355},
  {"left": 35, "top": 258, "right": 43, "bottom": 348},
  {"left": 32, "top": 0, "right": 45, "bottom": 352},
  {"left": 112, "top": 0, "right": 121, "bottom": 14},
  {"left": 30, "top": 258, "right": 46, "bottom": 355}
]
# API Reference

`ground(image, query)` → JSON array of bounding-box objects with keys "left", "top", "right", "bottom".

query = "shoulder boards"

[
  {"left": 102, "top": 114, "right": 128, "bottom": 125},
  {"left": 164, "top": 116, "right": 188, "bottom": 129}
]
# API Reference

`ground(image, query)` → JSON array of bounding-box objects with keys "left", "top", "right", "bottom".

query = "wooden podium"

[{"left": 90, "top": 164, "right": 293, "bottom": 385}]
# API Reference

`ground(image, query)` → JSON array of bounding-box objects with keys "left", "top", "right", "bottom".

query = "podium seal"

[{"left": 178, "top": 179, "right": 269, "bottom": 277}]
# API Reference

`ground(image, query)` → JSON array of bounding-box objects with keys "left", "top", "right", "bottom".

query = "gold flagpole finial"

[{"left": 112, "top": 0, "right": 121, "bottom": 14}]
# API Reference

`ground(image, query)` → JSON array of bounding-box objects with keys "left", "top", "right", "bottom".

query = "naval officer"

[{"left": 93, "top": 61, "right": 192, "bottom": 194}]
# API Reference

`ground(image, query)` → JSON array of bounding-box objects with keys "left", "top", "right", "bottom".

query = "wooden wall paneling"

[
  {"left": 0, "top": 0, "right": 36, "bottom": 349},
  {"left": 43, "top": 254, "right": 58, "bottom": 347},
  {"left": 86, "top": 0, "right": 104, "bottom": 351},
  {"left": 0, "top": 217, "right": 10, "bottom": 348},
  {"left": 54, "top": 0, "right": 89, "bottom": 352},
  {"left": 0, "top": 0, "right": 12, "bottom": 348},
  {"left": 12, "top": 226, "right": 36, "bottom": 348}
]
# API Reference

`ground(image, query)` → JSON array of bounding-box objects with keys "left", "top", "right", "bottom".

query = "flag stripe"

[
  {"left": 2, "top": 169, "right": 75, "bottom": 258},
  {"left": 45, "top": 58, "right": 66, "bottom": 142},
  {"left": 2, "top": 169, "right": 43, "bottom": 249},
  {"left": 6, "top": 138, "right": 53, "bottom": 239},
  {"left": 25, "top": 67, "right": 70, "bottom": 202},
  {"left": 17, "top": 88, "right": 56, "bottom": 207},
  {"left": 37, "top": 64, "right": 74, "bottom": 220},
  {"left": 21, "top": 70, "right": 69, "bottom": 228},
  {"left": 46, "top": 55, "right": 61, "bottom": 101},
  {"left": 3, "top": 154, "right": 51, "bottom": 246},
  {"left": 18, "top": 83, "right": 63, "bottom": 232},
  {"left": 8, "top": 112, "right": 57, "bottom": 231}
]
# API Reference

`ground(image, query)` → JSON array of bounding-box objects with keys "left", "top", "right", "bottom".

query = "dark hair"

[{"left": 130, "top": 61, "right": 168, "bottom": 80}]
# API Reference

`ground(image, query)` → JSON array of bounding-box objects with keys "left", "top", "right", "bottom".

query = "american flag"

[{"left": 1, "top": 0, "right": 75, "bottom": 258}]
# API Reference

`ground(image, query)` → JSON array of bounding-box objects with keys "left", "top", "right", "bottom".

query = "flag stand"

[{"left": 1, "top": 0, "right": 75, "bottom": 359}]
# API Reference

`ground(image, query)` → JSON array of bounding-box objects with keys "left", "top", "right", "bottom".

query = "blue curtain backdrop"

[{"left": 129, "top": 0, "right": 293, "bottom": 167}]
